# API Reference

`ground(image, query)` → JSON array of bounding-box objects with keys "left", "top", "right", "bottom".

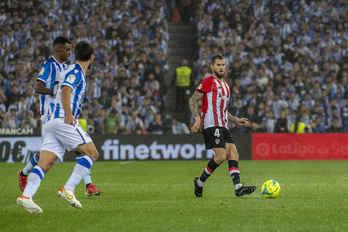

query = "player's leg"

[
  {"left": 17, "top": 150, "right": 57, "bottom": 213},
  {"left": 75, "top": 151, "right": 102, "bottom": 196},
  {"left": 53, "top": 119, "right": 97, "bottom": 208},
  {"left": 65, "top": 142, "right": 99, "bottom": 190},
  {"left": 194, "top": 148, "right": 226, "bottom": 197},
  {"left": 17, "top": 123, "right": 65, "bottom": 213},
  {"left": 18, "top": 152, "right": 40, "bottom": 192},
  {"left": 226, "top": 143, "right": 241, "bottom": 188},
  {"left": 197, "top": 148, "right": 226, "bottom": 186},
  {"left": 194, "top": 127, "right": 227, "bottom": 197},
  {"left": 59, "top": 141, "right": 99, "bottom": 207},
  {"left": 19, "top": 116, "right": 46, "bottom": 190},
  {"left": 24, "top": 150, "right": 57, "bottom": 198},
  {"left": 226, "top": 143, "right": 256, "bottom": 197}
]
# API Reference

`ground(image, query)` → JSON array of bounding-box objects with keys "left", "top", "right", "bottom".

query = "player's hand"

[
  {"left": 64, "top": 114, "right": 77, "bottom": 125},
  {"left": 190, "top": 120, "right": 200, "bottom": 134},
  {"left": 236, "top": 118, "right": 249, "bottom": 126}
]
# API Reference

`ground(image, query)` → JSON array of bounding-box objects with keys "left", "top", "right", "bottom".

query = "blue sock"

[
  {"left": 65, "top": 156, "right": 94, "bottom": 191},
  {"left": 22, "top": 153, "right": 39, "bottom": 176},
  {"left": 23, "top": 166, "right": 46, "bottom": 199}
]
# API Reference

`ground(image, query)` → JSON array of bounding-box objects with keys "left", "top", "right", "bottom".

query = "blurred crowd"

[
  {"left": 191, "top": 0, "right": 348, "bottom": 133},
  {"left": 1, "top": 0, "right": 348, "bottom": 135},
  {"left": 0, "top": 0, "right": 183, "bottom": 135}
]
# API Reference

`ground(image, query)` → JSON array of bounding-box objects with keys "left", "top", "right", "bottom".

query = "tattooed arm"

[
  {"left": 189, "top": 91, "right": 204, "bottom": 133},
  {"left": 228, "top": 112, "right": 238, "bottom": 123},
  {"left": 228, "top": 112, "right": 249, "bottom": 126}
]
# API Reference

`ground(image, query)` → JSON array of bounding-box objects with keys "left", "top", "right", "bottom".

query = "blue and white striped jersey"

[
  {"left": 47, "top": 63, "right": 86, "bottom": 122},
  {"left": 37, "top": 56, "right": 67, "bottom": 119}
]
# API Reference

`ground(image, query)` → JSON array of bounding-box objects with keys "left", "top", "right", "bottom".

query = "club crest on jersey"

[
  {"left": 219, "top": 93, "right": 229, "bottom": 101},
  {"left": 66, "top": 74, "right": 76, "bottom": 84},
  {"left": 215, "top": 139, "right": 220, "bottom": 144},
  {"left": 39, "top": 67, "right": 45, "bottom": 75}
]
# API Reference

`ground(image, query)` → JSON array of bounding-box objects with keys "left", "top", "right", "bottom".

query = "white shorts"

[{"left": 41, "top": 118, "right": 92, "bottom": 162}]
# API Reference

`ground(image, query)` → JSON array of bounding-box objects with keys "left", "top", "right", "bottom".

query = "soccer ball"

[{"left": 261, "top": 180, "right": 281, "bottom": 198}]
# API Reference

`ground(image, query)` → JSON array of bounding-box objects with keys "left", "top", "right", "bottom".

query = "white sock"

[
  {"left": 235, "top": 183, "right": 243, "bottom": 190},
  {"left": 197, "top": 178, "right": 205, "bottom": 187},
  {"left": 22, "top": 153, "right": 39, "bottom": 176},
  {"left": 23, "top": 166, "right": 46, "bottom": 199},
  {"left": 65, "top": 165, "right": 88, "bottom": 191},
  {"left": 65, "top": 156, "right": 94, "bottom": 191},
  {"left": 76, "top": 154, "right": 92, "bottom": 186},
  {"left": 83, "top": 169, "right": 92, "bottom": 186}
]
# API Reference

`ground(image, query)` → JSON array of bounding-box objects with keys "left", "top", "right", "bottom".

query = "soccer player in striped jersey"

[
  {"left": 17, "top": 37, "right": 101, "bottom": 197},
  {"left": 17, "top": 41, "right": 99, "bottom": 213},
  {"left": 190, "top": 55, "right": 256, "bottom": 197}
]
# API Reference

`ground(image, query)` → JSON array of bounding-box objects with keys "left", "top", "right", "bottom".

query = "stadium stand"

[
  {"left": 0, "top": 0, "right": 348, "bottom": 134},
  {"left": 189, "top": 0, "right": 348, "bottom": 133},
  {"left": 0, "top": 0, "right": 170, "bottom": 134}
]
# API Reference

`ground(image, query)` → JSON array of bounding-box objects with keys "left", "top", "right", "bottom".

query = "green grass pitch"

[{"left": 1, "top": 160, "right": 348, "bottom": 232}]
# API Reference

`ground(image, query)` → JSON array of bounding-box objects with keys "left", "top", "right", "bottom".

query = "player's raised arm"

[
  {"left": 227, "top": 112, "right": 249, "bottom": 126},
  {"left": 189, "top": 91, "right": 204, "bottom": 133}
]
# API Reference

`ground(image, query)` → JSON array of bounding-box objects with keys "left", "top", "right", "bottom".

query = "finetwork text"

[{"left": 101, "top": 139, "right": 215, "bottom": 160}]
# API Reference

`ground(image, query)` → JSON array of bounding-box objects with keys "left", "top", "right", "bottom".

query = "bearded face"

[{"left": 212, "top": 59, "right": 226, "bottom": 79}]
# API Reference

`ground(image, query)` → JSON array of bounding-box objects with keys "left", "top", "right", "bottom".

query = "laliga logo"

[{"left": 255, "top": 143, "right": 270, "bottom": 157}]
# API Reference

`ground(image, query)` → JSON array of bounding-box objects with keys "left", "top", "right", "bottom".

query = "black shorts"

[{"left": 203, "top": 127, "right": 235, "bottom": 149}]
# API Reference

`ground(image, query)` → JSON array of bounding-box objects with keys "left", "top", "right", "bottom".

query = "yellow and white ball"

[{"left": 261, "top": 180, "right": 281, "bottom": 198}]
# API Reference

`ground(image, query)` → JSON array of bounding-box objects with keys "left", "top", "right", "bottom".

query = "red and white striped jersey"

[{"left": 196, "top": 76, "right": 230, "bottom": 130}]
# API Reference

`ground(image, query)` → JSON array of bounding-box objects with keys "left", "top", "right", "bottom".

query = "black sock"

[
  {"left": 199, "top": 158, "right": 220, "bottom": 182},
  {"left": 20, "top": 170, "right": 27, "bottom": 177},
  {"left": 228, "top": 160, "right": 240, "bottom": 186}
]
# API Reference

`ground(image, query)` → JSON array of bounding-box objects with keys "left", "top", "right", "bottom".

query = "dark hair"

[
  {"left": 74, "top": 41, "right": 94, "bottom": 61},
  {"left": 211, "top": 55, "right": 225, "bottom": 65},
  {"left": 53, "top": 36, "right": 71, "bottom": 47}
]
